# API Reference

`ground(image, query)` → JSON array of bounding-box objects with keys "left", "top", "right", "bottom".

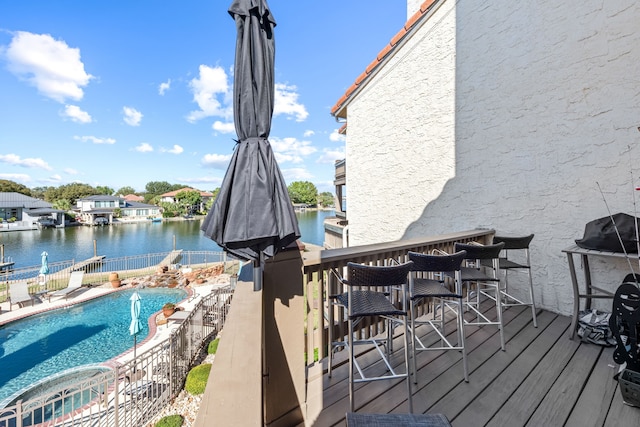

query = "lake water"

[{"left": 1, "top": 210, "right": 335, "bottom": 269}]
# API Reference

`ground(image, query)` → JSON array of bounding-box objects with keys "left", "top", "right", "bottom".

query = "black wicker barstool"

[
  {"left": 453, "top": 242, "right": 506, "bottom": 351},
  {"left": 407, "top": 250, "right": 469, "bottom": 383},
  {"left": 333, "top": 261, "right": 414, "bottom": 413}
]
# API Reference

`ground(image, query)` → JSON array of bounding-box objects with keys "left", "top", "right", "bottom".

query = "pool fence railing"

[
  {"left": 0, "top": 283, "right": 234, "bottom": 427},
  {"left": 0, "top": 250, "right": 237, "bottom": 303}
]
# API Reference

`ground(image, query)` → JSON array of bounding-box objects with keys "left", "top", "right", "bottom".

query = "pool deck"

[{"left": 0, "top": 281, "right": 225, "bottom": 365}]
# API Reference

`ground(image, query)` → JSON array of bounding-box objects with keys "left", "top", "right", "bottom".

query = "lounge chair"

[
  {"left": 9, "top": 281, "right": 34, "bottom": 310},
  {"left": 49, "top": 271, "right": 85, "bottom": 302}
]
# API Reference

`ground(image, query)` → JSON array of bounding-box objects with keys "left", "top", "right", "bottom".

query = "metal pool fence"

[
  {"left": 0, "top": 284, "right": 234, "bottom": 427},
  {"left": 0, "top": 250, "right": 235, "bottom": 302}
]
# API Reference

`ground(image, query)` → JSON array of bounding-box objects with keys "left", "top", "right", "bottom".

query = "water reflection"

[{"left": 1, "top": 210, "right": 335, "bottom": 269}]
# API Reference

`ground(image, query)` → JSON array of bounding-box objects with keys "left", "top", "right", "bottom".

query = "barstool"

[
  {"left": 492, "top": 234, "right": 537, "bottom": 327},
  {"left": 453, "top": 242, "right": 506, "bottom": 351},
  {"left": 407, "top": 250, "right": 469, "bottom": 383},
  {"left": 333, "top": 261, "right": 414, "bottom": 412}
]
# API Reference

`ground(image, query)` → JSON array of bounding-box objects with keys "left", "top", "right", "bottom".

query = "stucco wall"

[{"left": 343, "top": 0, "right": 640, "bottom": 315}]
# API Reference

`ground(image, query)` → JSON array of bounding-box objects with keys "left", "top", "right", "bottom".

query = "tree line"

[{"left": 0, "top": 179, "right": 335, "bottom": 211}]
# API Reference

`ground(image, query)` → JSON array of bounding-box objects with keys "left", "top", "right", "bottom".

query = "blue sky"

[{"left": 0, "top": 1, "right": 407, "bottom": 194}]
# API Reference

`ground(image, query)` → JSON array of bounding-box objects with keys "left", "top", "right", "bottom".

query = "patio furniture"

[
  {"left": 346, "top": 412, "right": 452, "bottom": 427},
  {"left": 333, "top": 261, "right": 414, "bottom": 412},
  {"left": 562, "top": 244, "right": 629, "bottom": 339},
  {"left": 407, "top": 250, "right": 469, "bottom": 382},
  {"left": 48, "top": 271, "right": 85, "bottom": 302},
  {"left": 485, "top": 234, "right": 538, "bottom": 327},
  {"left": 453, "top": 242, "right": 506, "bottom": 351},
  {"left": 9, "top": 281, "right": 34, "bottom": 310}
]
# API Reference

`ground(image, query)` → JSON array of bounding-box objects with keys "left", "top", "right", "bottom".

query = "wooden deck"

[{"left": 308, "top": 300, "right": 640, "bottom": 426}]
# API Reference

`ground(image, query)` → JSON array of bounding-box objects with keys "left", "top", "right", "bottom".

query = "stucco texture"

[{"left": 342, "top": 0, "right": 640, "bottom": 315}]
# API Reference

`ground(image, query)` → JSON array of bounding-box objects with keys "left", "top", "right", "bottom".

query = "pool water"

[{"left": 0, "top": 288, "right": 186, "bottom": 403}]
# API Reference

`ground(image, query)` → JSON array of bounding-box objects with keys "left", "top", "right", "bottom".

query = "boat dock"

[
  {"left": 60, "top": 256, "right": 106, "bottom": 274},
  {"left": 159, "top": 250, "right": 183, "bottom": 266},
  {"left": 0, "top": 261, "right": 14, "bottom": 272}
]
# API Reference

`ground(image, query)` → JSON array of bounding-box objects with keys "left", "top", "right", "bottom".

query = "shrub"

[
  {"left": 155, "top": 414, "right": 183, "bottom": 427},
  {"left": 208, "top": 338, "right": 219, "bottom": 354},
  {"left": 185, "top": 363, "right": 212, "bottom": 395}
]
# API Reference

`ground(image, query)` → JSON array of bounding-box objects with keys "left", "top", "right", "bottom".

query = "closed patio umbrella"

[
  {"left": 201, "top": 0, "right": 300, "bottom": 291},
  {"left": 129, "top": 291, "right": 142, "bottom": 364},
  {"left": 39, "top": 251, "right": 49, "bottom": 285}
]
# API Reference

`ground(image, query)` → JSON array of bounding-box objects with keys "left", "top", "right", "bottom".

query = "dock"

[
  {"left": 59, "top": 256, "right": 106, "bottom": 274},
  {"left": 0, "top": 262, "right": 14, "bottom": 272},
  {"left": 159, "top": 250, "right": 183, "bottom": 266}
]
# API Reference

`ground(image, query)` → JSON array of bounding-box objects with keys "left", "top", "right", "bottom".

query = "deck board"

[{"left": 308, "top": 299, "right": 640, "bottom": 427}]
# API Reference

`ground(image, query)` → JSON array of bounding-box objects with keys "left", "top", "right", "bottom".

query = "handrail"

[{"left": 301, "top": 229, "right": 494, "bottom": 366}]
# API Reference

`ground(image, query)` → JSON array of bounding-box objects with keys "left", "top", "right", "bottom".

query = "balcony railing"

[{"left": 196, "top": 228, "right": 494, "bottom": 426}]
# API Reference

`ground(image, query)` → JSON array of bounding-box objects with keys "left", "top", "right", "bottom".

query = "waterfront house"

[
  {"left": 0, "top": 192, "right": 63, "bottom": 228},
  {"left": 75, "top": 195, "right": 162, "bottom": 224},
  {"left": 159, "top": 187, "right": 213, "bottom": 213}
]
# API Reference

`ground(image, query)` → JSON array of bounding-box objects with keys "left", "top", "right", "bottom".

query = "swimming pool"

[{"left": 0, "top": 288, "right": 186, "bottom": 404}]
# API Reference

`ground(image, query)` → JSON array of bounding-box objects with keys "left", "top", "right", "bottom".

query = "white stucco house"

[
  {"left": 75, "top": 195, "right": 162, "bottom": 224},
  {"left": 330, "top": 0, "right": 640, "bottom": 316},
  {"left": 159, "top": 187, "right": 213, "bottom": 213}
]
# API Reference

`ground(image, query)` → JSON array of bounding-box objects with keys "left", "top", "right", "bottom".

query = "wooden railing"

[{"left": 301, "top": 228, "right": 494, "bottom": 366}]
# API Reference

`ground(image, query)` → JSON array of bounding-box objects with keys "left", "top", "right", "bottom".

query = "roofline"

[{"left": 330, "top": 0, "right": 442, "bottom": 119}]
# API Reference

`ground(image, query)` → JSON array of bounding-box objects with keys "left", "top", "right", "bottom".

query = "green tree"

[
  {"left": 318, "top": 192, "right": 335, "bottom": 208},
  {"left": 95, "top": 185, "right": 114, "bottom": 195},
  {"left": 116, "top": 186, "right": 137, "bottom": 196},
  {"left": 31, "top": 186, "right": 52, "bottom": 200},
  {"left": 52, "top": 198, "right": 71, "bottom": 211},
  {"left": 287, "top": 181, "right": 318, "bottom": 206},
  {"left": 175, "top": 190, "right": 202, "bottom": 215},
  {"left": 144, "top": 181, "right": 175, "bottom": 202},
  {"left": 44, "top": 183, "right": 98, "bottom": 205},
  {"left": 0, "top": 179, "right": 32, "bottom": 196},
  {"left": 159, "top": 201, "right": 181, "bottom": 217}
]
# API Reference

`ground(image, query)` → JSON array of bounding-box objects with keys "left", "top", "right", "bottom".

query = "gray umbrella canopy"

[{"left": 202, "top": 0, "right": 300, "bottom": 277}]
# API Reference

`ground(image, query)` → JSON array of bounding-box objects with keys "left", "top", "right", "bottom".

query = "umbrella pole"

[{"left": 254, "top": 253, "right": 263, "bottom": 292}]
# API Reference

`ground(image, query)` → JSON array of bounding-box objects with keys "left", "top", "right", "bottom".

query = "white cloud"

[
  {"left": 159, "top": 79, "right": 171, "bottom": 95},
  {"left": 269, "top": 136, "right": 316, "bottom": 164},
  {"left": 123, "top": 106, "right": 143, "bottom": 126},
  {"left": 201, "top": 153, "right": 232, "bottom": 169},
  {"left": 161, "top": 145, "right": 184, "bottom": 155},
  {"left": 135, "top": 143, "right": 153, "bottom": 153},
  {"left": 0, "top": 153, "right": 52, "bottom": 170},
  {"left": 282, "top": 167, "right": 313, "bottom": 181},
  {"left": 63, "top": 105, "right": 92, "bottom": 123},
  {"left": 303, "top": 130, "right": 315, "bottom": 137},
  {"left": 329, "top": 129, "right": 346, "bottom": 142},
  {"left": 74, "top": 135, "right": 116, "bottom": 144},
  {"left": 186, "top": 65, "right": 231, "bottom": 123},
  {"left": 64, "top": 168, "right": 79, "bottom": 175},
  {"left": 274, "top": 83, "right": 308, "bottom": 122},
  {"left": 48, "top": 174, "right": 62, "bottom": 182},
  {"left": 178, "top": 176, "right": 223, "bottom": 186},
  {"left": 0, "top": 173, "right": 31, "bottom": 183},
  {"left": 212, "top": 121, "right": 235, "bottom": 134},
  {"left": 5, "top": 31, "right": 93, "bottom": 103},
  {"left": 317, "top": 147, "right": 345, "bottom": 164}
]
